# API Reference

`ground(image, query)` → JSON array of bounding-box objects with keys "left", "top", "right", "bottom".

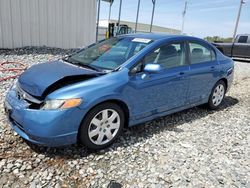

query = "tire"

[
  {"left": 208, "top": 80, "right": 226, "bottom": 110},
  {"left": 79, "top": 103, "right": 125, "bottom": 150}
]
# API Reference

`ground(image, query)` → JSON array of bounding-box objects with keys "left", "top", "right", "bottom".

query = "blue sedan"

[{"left": 4, "top": 34, "right": 234, "bottom": 149}]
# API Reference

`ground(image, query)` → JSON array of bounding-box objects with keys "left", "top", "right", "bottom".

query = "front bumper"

[{"left": 4, "top": 88, "right": 86, "bottom": 147}]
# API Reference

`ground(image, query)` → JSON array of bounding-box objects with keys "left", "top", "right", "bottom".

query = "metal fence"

[{"left": 0, "top": 0, "right": 96, "bottom": 49}]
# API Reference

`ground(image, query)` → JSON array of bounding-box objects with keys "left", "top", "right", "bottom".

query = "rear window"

[{"left": 238, "top": 36, "right": 248, "bottom": 43}]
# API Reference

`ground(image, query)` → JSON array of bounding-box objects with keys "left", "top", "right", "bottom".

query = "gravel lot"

[{"left": 0, "top": 48, "right": 249, "bottom": 188}]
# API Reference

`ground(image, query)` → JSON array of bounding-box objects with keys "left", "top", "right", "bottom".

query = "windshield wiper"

[
  {"left": 79, "top": 63, "right": 101, "bottom": 72},
  {"left": 62, "top": 57, "right": 102, "bottom": 72}
]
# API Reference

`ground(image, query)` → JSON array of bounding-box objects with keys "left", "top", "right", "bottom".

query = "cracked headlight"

[{"left": 41, "top": 98, "right": 82, "bottom": 110}]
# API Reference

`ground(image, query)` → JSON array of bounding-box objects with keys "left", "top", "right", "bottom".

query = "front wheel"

[
  {"left": 79, "top": 103, "right": 124, "bottom": 150},
  {"left": 208, "top": 80, "right": 226, "bottom": 109}
]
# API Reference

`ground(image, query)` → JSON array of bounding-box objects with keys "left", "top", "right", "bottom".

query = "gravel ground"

[{"left": 0, "top": 48, "right": 249, "bottom": 188}]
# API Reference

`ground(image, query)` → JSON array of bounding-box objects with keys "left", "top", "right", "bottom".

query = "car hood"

[{"left": 18, "top": 60, "right": 100, "bottom": 98}]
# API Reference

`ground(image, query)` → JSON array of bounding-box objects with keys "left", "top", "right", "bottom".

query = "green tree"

[{"left": 204, "top": 36, "right": 233, "bottom": 43}]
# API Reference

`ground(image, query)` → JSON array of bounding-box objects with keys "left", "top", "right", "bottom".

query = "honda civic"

[{"left": 4, "top": 34, "right": 234, "bottom": 149}]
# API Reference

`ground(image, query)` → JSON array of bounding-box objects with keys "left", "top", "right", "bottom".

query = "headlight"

[{"left": 41, "top": 98, "right": 82, "bottom": 110}]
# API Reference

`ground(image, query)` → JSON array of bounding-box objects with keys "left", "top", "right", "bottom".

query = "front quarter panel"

[{"left": 46, "top": 68, "right": 132, "bottom": 113}]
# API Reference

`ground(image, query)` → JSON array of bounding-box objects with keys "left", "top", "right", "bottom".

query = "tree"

[{"left": 204, "top": 36, "right": 233, "bottom": 43}]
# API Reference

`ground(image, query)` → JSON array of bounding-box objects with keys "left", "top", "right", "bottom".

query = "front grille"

[{"left": 16, "top": 83, "right": 43, "bottom": 109}]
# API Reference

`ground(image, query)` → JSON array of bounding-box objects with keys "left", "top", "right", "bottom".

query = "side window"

[
  {"left": 144, "top": 42, "right": 186, "bottom": 69},
  {"left": 189, "top": 42, "right": 215, "bottom": 64},
  {"left": 238, "top": 36, "right": 248, "bottom": 43}
]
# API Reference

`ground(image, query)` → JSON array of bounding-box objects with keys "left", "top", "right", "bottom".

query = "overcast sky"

[{"left": 99, "top": 0, "right": 250, "bottom": 38}]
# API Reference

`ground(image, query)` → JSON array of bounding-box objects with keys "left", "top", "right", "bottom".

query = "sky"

[{"left": 99, "top": 0, "right": 250, "bottom": 38}]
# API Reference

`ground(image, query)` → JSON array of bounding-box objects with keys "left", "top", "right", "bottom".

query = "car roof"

[{"left": 120, "top": 33, "right": 199, "bottom": 41}]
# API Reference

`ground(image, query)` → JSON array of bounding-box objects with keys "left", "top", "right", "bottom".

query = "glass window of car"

[
  {"left": 238, "top": 36, "right": 248, "bottom": 43},
  {"left": 133, "top": 43, "right": 148, "bottom": 56},
  {"left": 143, "top": 42, "right": 186, "bottom": 69},
  {"left": 67, "top": 37, "right": 153, "bottom": 71},
  {"left": 189, "top": 42, "right": 216, "bottom": 64}
]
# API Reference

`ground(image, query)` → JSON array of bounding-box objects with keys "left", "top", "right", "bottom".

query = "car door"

[
  {"left": 125, "top": 41, "right": 190, "bottom": 120},
  {"left": 233, "top": 35, "right": 250, "bottom": 58},
  {"left": 187, "top": 41, "right": 220, "bottom": 105}
]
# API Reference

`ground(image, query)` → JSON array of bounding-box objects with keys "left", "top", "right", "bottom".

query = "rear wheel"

[
  {"left": 208, "top": 80, "right": 226, "bottom": 109},
  {"left": 79, "top": 103, "right": 124, "bottom": 150}
]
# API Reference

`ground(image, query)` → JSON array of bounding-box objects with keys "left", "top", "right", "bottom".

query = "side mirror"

[{"left": 144, "top": 63, "right": 162, "bottom": 74}]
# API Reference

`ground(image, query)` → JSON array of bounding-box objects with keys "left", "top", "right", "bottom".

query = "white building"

[
  {"left": 0, "top": 0, "right": 182, "bottom": 49},
  {"left": 97, "top": 19, "right": 181, "bottom": 41},
  {"left": 0, "top": 0, "right": 96, "bottom": 49},
  {"left": 99, "top": 19, "right": 181, "bottom": 34}
]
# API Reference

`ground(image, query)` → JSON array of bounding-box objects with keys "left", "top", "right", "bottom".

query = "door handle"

[
  {"left": 210, "top": 66, "right": 215, "bottom": 71},
  {"left": 179, "top": 72, "right": 185, "bottom": 75},
  {"left": 176, "top": 72, "right": 186, "bottom": 79}
]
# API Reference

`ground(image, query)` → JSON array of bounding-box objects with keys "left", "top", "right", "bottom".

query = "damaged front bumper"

[{"left": 4, "top": 87, "right": 86, "bottom": 147}]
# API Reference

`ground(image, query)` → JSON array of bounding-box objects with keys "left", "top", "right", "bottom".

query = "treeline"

[{"left": 204, "top": 36, "right": 233, "bottom": 43}]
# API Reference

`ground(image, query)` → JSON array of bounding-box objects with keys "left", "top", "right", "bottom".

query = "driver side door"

[{"left": 125, "top": 42, "right": 190, "bottom": 120}]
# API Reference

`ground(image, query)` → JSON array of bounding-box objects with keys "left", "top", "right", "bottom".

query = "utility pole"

[
  {"left": 96, "top": 0, "right": 101, "bottom": 42},
  {"left": 181, "top": 1, "right": 188, "bottom": 35},
  {"left": 135, "top": 0, "right": 141, "bottom": 32},
  {"left": 233, "top": 0, "right": 245, "bottom": 41},
  {"left": 108, "top": 1, "right": 114, "bottom": 23},
  {"left": 117, "top": 0, "right": 122, "bottom": 34},
  {"left": 150, "top": 0, "right": 156, "bottom": 32}
]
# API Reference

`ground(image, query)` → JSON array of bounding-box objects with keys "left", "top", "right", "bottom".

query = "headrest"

[
  {"left": 160, "top": 45, "right": 177, "bottom": 55},
  {"left": 192, "top": 48, "right": 203, "bottom": 56}
]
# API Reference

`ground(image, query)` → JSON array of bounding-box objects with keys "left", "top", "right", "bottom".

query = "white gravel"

[{"left": 0, "top": 48, "right": 250, "bottom": 188}]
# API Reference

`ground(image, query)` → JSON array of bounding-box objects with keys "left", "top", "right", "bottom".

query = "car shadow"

[{"left": 27, "top": 96, "right": 239, "bottom": 159}]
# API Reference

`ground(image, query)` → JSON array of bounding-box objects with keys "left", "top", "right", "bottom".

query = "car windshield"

[{"left": 67, "top": 37, "right": 153, "bottom": 71}]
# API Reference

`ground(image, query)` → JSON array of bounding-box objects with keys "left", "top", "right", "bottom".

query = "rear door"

[
  {"left": 187, "top": 41, "right": 220, "bottom": 104},
  {"left": 233, "top": 35, "right": 250, "bottom": 58}
]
